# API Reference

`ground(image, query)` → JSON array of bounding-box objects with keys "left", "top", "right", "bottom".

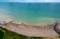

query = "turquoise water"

[{"left": 0, "top": 3, "right": 60, "bottom": 25}]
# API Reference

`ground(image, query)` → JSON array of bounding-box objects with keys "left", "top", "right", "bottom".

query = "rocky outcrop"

[{"left": 0, "top": 21, "right": 59, "bottom": 38}]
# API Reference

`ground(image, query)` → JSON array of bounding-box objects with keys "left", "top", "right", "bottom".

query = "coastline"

[{"left": 0, "top": 21, "right": 59, "bottom": 38}]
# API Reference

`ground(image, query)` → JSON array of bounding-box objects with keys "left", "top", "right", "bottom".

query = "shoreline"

[{"left": 0, "top": 21, "right": 59, "bottom": 38}]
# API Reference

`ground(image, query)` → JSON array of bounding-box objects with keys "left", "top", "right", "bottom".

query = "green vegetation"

[
  {"left": 0, "top": 30, "right": 4, "bottom": 39},
  {"left": 0, "top": 27, "right": 44, "bottom": 39}
]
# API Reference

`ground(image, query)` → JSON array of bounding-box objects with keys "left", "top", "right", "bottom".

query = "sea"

[{"left": 0, "top": 3, "right": 60, "bottom": 25}]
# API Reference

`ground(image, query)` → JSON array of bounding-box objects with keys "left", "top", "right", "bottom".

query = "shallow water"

[{"left": 0, "top": 3, "right": 60, "bottom": 25}]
